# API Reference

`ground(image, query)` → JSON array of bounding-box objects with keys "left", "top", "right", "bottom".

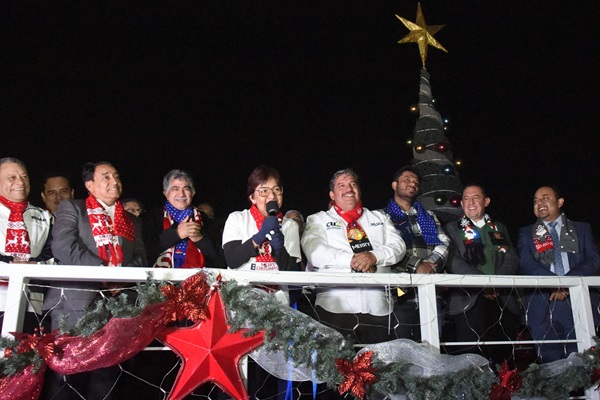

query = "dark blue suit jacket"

[{"left": 517, "top": 220, "right": 600, "bottom": 325}]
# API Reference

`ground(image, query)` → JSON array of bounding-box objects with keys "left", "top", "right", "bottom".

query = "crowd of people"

[{"left": 1, "top": 156, "right": 599, "bottom": 399}]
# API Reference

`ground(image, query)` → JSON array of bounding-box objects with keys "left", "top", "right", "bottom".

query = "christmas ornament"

[
  {"left": 436, "top": 142, "right": 448, "bottom": 153},
  {"left": 442, "top": 164, "right": 454, "bottom": 175},
  {"left": 161, "top": 272, "right": 211, "bottom": 323},
  {"left": 414, "top": 143, "right": 426, "bottom": 153},
  {"left": 434, "top": 194, "right": 446, "bottom": 205},
  {"left": 157, "top": 289, "right": 265, "bottom": 400},
  {"left": 450, "top": 196, "right": 461, "bottom": 207},
  {"left": 395, "top": 3, "right": 447, "bottom": 67},
  {"left": 489, "top": 361, "right": 522, "bottom": 400},
  {"left": 336, "top": 350, "right": 378, "bottom": 400}
]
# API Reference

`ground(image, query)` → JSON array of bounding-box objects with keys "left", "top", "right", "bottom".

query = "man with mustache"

[
  {"left": 302, "top": 167, "right": 405, "bottom": 345},
  {"left": 144, "top": 169, "right": 224, "bottom": 269}
]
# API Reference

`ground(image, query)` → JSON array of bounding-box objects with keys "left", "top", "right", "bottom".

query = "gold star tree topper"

[{"left": 396, "top": 3, "right": 447, "bottom": 67}]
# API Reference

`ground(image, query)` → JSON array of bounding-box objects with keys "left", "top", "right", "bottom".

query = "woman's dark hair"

[{"left": 246, "top": 165, "right": 281, "bottom": 197}]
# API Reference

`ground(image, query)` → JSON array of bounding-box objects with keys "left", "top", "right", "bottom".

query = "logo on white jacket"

[{"left": 326, "top": 221, "right": 342, "bottom": 229}]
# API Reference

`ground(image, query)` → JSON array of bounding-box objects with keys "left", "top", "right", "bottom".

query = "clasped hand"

[
  {"left": 350, "top": 252, "right": 377, "bottom": 273},
  {"left": 549, "top": 288, "right": 569, "bottom": 301},
  {"left": 177, "top": 216, "right": 202, "bottom": 241}
]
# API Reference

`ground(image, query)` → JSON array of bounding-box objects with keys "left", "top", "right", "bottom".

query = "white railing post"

[
  {"left": 569, "top": 278, "right": 597, "bottom": 353},
  {"left": 2, "top": 272, "right": 27, "bottom": 337},
  {"left": 418, "top": 282, "right": 440, "bottom": 353}
]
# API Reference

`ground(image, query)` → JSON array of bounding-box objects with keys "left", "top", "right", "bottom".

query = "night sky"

[{"left": 2, "top": 1, "right": 599, "bottom": 238}]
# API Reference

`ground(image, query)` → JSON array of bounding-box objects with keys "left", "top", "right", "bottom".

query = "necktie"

[{"left": 548, "top": 221, "right": 565, "bottom": 276}]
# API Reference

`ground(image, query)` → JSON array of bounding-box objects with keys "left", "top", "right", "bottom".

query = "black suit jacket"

[{"left": 445, "top": 219, "right": 521, "bottom": 315}]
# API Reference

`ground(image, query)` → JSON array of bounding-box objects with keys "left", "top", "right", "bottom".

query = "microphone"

[{"left": 266, "top": 200, "right": 279, "bottom": 216}]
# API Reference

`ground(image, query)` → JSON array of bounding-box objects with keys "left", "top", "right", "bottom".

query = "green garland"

[
  {"left": 0, "top": 336, "right": 44, "bottom": 377},
  {"left": 516, "top": 341, "right": 600, "bottom": 399},
  {"left": 220, "top": 279, "right": 600, "bottom": 399},
  {"left": 61, "top": 274, "right": 167, "bottom": 337},
  {"left": 221, "top": 280, "right": 355, "bottom": 386},
  {"left": 219, "top": 280, "right": 498, "bottom": 399}
]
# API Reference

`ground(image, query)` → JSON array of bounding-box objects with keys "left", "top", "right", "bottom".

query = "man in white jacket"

[
  {"left": 302, "top": 167, "right": 406, "bottom": 345},
  {"left": 0, "top": 157, "right": 53, "bottom": 327}
]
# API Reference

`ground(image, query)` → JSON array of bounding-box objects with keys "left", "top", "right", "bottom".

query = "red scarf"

[
  {"left": 86, "top": 195, "right": 135, "bottom": 266},
  {"left": 0, "top": 196, "right": 31, "bottom": 261},
  {"left": 250, "top": 204, "right": 283, "bottom": 263},
  {"left": 160, "top": 208, "right": 205, "bottom": 268},
  {"left": 333, "top": 201, "right": 373, "bottom": 253}
]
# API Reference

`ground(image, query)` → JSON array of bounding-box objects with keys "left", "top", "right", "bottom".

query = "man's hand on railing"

[
  {"left": 102, "top": 281, "right": 129, "bottom": 297},
  {"left": 416, "top": 261, "right": 437, "bottom": 274},
  {"left": 549, "top": 288, "right": 569, "bottom": 301},
  {"left": 350, "top": 252, "right": 377, "bottom": 273},
  {"left": 482, "top": 287, "right": 498, "bottom": 300}
]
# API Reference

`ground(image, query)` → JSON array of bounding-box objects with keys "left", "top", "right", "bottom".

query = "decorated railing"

[{"left": 1, "top": 264, "right": 600, "bottom": 399}]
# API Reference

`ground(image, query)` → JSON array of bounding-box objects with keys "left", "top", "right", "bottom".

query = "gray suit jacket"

[
  {"left": 43, "top": 199, "right": 147, "bottom": 324},
  {"left": 445, "top": 219, "right": 521, "bottom": 315}
]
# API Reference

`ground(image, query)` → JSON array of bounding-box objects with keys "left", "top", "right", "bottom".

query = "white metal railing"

[
  {"left": 2, "top": 264, "right": 599, "bottom": 352},
  {"left": 1, "top": 264, "right": 600, "bottom": 398}
]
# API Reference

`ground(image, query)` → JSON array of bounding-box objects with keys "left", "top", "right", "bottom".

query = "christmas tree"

[{"left": 397, "top": 3, "right": 462, "bottom": 224}]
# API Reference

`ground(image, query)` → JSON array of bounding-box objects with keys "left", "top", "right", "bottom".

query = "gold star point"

[{"left": 396, "top": 3, "right": 447, "bottom": 67}]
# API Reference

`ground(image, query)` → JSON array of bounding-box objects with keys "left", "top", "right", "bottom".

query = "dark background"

[{"left": 2, "top": 1, "right": 598, "bottom": 239}]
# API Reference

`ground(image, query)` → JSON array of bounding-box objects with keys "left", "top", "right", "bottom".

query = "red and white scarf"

[
  {"left": 250, "top": 204, "right": 283, "bottom": 263},
  {"left": 86, "top": 195, "right": 135, "bottom": 266},
  {"left": 0, "top": 195, "right": 31, "bottom": 261}
]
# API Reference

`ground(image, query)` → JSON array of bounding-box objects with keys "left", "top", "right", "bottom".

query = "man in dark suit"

[
  {"left": 445, "top": 184, "right": 520, "bottom": 366},
  {"left": 518, "top": 185, "right": 600, "bottom": 363},
  {"left": 42, "top": 161, "right": 147, "bottom": 400}
]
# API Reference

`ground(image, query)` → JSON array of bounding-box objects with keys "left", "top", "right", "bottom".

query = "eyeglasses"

[{"left": 255, "top": 186, "right": 283, "bottom": 197}]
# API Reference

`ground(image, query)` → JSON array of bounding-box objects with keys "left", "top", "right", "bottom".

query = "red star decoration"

[
  {"left": 336, "top": 350, "right": 378, "bottom": 400},
  {"left": 156, "top": 289, "right": 265, "bottom": 400}
]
